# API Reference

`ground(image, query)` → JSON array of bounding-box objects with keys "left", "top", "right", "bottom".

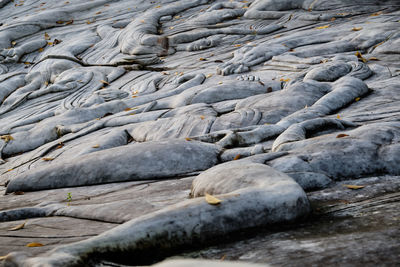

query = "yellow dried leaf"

[
  {"left": 1, "top": 135, "right": 14, "bottom": 142},
  {"left": 234, "top": 44, "right": 242, "bottom": 47},
  {"left": 355, "top": 51, "right": 367, "bottom": 63},
  {"left": 200, "top": 115, "right": 205, "bottom": 120},
  {"left": 206, "top": 74, "right": 213, "bottom": 78},
  {"left": 315, "top": 25, "right": 330, "bottom": 29},
  {"left": 337, "top": 114, "right": 341, "bottom": 119},
  {"left": 0, "top": 255, "right": 8, "bottom": 260},
  {"left": 233, "top": 154, "right": 241, "bottom": 160},
  {"left": 42, "top": 157, "right": 54, "bottom": 161},
  {"left": 11, "top": 41, "right": 17, "bottom": 46},
  {"left": 218, "top": 81, "right": 223, "bottom": 85},
  {"left": 24, "top": 62, "right": 31, "bottom": 65},
  {"left": 174, "top": 15, "right": 181, "bottom": 19},
  {"left": 65, "top": 20, "right": 73, "bottom": 25},
  {"left": 205, "top": 193, "right": 222, "bottom": 205},
  {"left": 56, "top": 20, "right": 64, "bottom": 24},
  {"left": 100, "top": 80, "right": 109, "bottom": 85},
  {"left": 131, "top": 95, "right": 137, "bottom": 98},
  {"left": 336, "top": 134, "right": 349, "bottom": 138},
  {"left": 26, "top": 242, "right": 44, "bottom": 247},
  {"left": 273, "top": 34, "right": 281, "bottom": 39},
  {"left": 185, "top": 137, "right": 192, "bottom": 141},
  {"left": 343, "top": 184, "right": 365, "bottom": 190},
  {"left": 86, "top": 20, "right": 92, "bottom": 24},
  {"left": 199, "top": 57, "right": 206, "bottom": 61},
  {"left": 280, "top": 78, "right": 290, "bottom": 82},
  {"left": 9, "top": 221, "right": 26, "bottom": 231},
  {"left": 47, "top": 42, "right": 53, "bottom": 46},
  {"left": 38, "top": 47, "right": 44, "bottom": 52},
  {"left": 355, "top": 97, "right": 361, "bottom": 101},
  {"left": 352, "top": 27, "right": 362, "bottom": 31},
  {"left": 154, "top": 5, "right": 161, "bottom": 8},
  {"left": 92, "top": 144, "right": 100, "bottom": 148},
  {"left": 368, "top": 57, "right": 379, "bottom": 61},
  {"left": 370, "top": 11, "right": 382, "bottom": 17},
  {"left": 169, "top": 26, "right": 174, "bottom": 30},
  {"left": 7, "top": 169, "right": 13, "bottom": 172}
]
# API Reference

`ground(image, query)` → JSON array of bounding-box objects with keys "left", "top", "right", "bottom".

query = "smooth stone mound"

[
  {"left": 5, "top": 139, "right": 220, "bottom": 193},
  {"left": 2, "top": 162, "right": 309, "bottom": 266}
]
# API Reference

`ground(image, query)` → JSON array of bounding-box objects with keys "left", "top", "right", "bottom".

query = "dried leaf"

[
  {"left": 56, "top": 20, "right": 64, "bottom": 24},
  {"left": 370, "top": 11, "right": 382, "bottom": 17},
  {"left": 199, "top": 115, "right": 205, "bottom": 120},
  {"left": 92, "top": 144, "right": 100, "bottom": 148},
  {"left": 337, "top": 114, "right": 341, "bottom": 119},
  {"left": 13, "top": 191, "right": 24, "bottom": 195},
  {"left": 169, "top": 26, "right": 174, "bottom": 30},
  {"left": 355, "top": 51, "right": 367, "bottom": 63},
  {"left": 343, "top": 184, "right": 365, "bottom": 190},
  {"left": 11, "top": 41, "right": 17, "bottom": 46},
  {"left": 95, "top": 11, "right": 101, "bottom": 15},
  {"left": 38, "top": 47, "right": 44, "bottom": 52},
  {"left": 233, "top": 154, "right": 241, "bottom": 160},
  {"left": 336, "top": 134, "right": 349, "bottom": 138},
  {"left": 1, "top": 135, "right": 14, "bottom": 142},
  {"left": 56, "top": 143, "right": 64, "bottom": 149},
  {"left": 9, "top": 221, "right": 26, "bottom": 231},
  {"left": 355, "top": 97, "right": 361, "bottom": 101},
  {"left": 154, "top": 5, "right": 161, "bottom": 8},
  {"left": 234, "top": 44, "right": 242, "bottom": 47},
  {"left": 185, "top": 137, "right": 192, "bottom": 141},
  {"left": 205, "top": 193, "right": 222, "bottom": 205},
  {"left": 42, "top": 157, "right": 54, "bottom": 161},
  {"left": 199, "top": 57, "right": 206, "bottom": 61},
  {"left": 65, "top": 20, "right": 73, "bottom": 25},
  {"left": 100, "top": 80, "right": 109, "bottom": 85},
  {"left": 218, "top": 81, "right": 223, "bottom": 85},
  {"left": 315, "top": 25, "right": 330, "bottom": 29},
  {"left": 0, "top": 255, "right": 9, "bottom": 260},
  {"left": 26, "top": 242, "right": 44, "bottom": 247},
  {"left": 352, "top": 27, "right": 362, "bottom": 31},
  {"left": 206, "top": 74, "right": 213, "bottom": 78},
  {"left": 280, "top": 78, "right": 290, "bottom": 82},
  {"left": 368, "top": 57, "right": 379, "bottom": 61}
]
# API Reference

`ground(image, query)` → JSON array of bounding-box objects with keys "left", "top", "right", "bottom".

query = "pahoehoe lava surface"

[{"left": 0, "top": 0, "right": 399, "bottom": 266}]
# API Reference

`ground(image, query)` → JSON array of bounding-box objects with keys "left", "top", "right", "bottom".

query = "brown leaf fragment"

[
  {"left": 315, "top": 25, "right": 330, "bottom": 29},
  {"left": 280, "top": 78, "right": 290, "bottom": 82},
  {"left": 199, "top": 57, "right": 206, "bottom": 61},
  {"left": 355, "top": 51, "right": 367, "bottom": 63},
  {"left": 56, "top": 20, "right": 64, "bottom": 24},
  {"left": 13, "top": 191, "right": 24, "bottom": 195},
  {"left": 56, "top": 143, "right": 64, "bottom": 149},
  {"left": 11, "top": 41, "right": 17, "bottom": 46},
  {"left": 370, "top": 11, "right": 382, "bottom": 17},
  {"left": 1, "top": 135, "right": 14, "bottom": 142},
  {"left": 368, "top": 57, "right": 379, "bottom": 61},
  {"left": 26, "top": 242, "right": 44, "bottom": 247},
  {"left": 205, "top": 193, "right": 222, "bottom": 205},
  {"left": 42, "top": 157, "right": 54, "bottom": 161},
  {"left": 336, "top": 134, "right": 349, "bottom": 138},
  {"left": 199, "top": 115, "right": 205, "bottom": 120},
  {"left": 65, "top": 19, "right": 73, "bottom": 25},
  {"left": 343, "top": 184, "right": 365, "bottom": 190},
  {"left": 92, "top": 144, "right": 100, "bottom": 148},
  {"left": 233, "top": 154, "right": 241, "bottom": 160},
  {"left": 185, "top": 137, "right": 192, "bottom": 141},
  {"left": 9, "top": 221, "right": 26, "bottom": 231},
  {"left": 100, "top": 80, "right": 109, "bottom": 85},
  {"left": 352, "top": 27, "right": 362, "bottom": 31},
  {"left": 38, "top": 47, "right": 44, "bottom": 52}
]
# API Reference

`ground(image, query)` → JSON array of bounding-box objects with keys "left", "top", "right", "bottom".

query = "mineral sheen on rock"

[{"left": 0, "top": 0, "right": 399, "bottom": 266}]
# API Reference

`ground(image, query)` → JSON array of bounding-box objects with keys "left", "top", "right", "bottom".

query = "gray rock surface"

[{"left": 0, "top": 0, "right": 399, "bottom": 266}]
